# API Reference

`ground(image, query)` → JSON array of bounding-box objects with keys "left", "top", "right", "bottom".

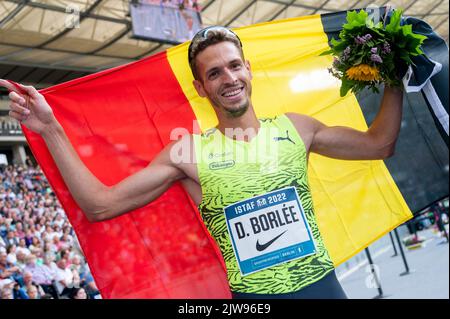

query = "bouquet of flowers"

[{"left": 321, "top": 9, "right": 428, "bottom": 97}]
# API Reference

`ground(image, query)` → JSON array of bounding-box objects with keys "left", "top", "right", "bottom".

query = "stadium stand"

[{"left": 0, "top": 162, "right": 100, "bottom": 299}]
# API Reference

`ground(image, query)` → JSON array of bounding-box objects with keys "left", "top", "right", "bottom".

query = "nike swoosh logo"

[{"left": 256, "top": 230, "right": 287, "bottom": 252}]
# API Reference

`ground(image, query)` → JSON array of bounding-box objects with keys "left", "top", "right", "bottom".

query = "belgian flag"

[{"left": 20, "top": 8, "right": 448, "bottom": 298}]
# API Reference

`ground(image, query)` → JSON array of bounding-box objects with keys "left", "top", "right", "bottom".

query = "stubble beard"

[
  {"left": 224, "top": 99, "right": 250, "bottom": 118},
  {"left": 213, "top": 85, "right": 252, "bottom": 119}
]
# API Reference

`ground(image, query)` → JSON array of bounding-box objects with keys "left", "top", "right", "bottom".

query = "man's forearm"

[
  {"left": 41, "top": 119, "right": 110, "bottom": 220},
  {"left": 367, "top": 85, "right": 404, "bottom": 152}
]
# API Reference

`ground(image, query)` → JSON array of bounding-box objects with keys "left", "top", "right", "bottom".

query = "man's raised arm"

[
  {"left": 289, "top": 85, "right": 404, "bottom": 160},
  {"left": 0, "top": 79, "right": 186, "bottom": 222}
]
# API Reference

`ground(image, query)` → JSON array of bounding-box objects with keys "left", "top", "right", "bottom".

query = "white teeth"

[{"left": 223, "top": 88, "right": 242, "bottom": 97}]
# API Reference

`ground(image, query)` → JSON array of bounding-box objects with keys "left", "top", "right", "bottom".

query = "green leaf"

[
  {"left": 386, "top": 9, "right": 402, "bottom": 33},
  {"left": 330, "top": 37, "right": 341, "bottom": 46},
  {"left": 352, "top": 56, "right": 363, "bottom": 65},
  {"left": 401, "top": 24, "right": 413, "bottom": 36},
  {"left": 340, "top": 77, "right": 353, "bottom": 97},
  {"left": 414, "top": 47, "right": 424, "bottom": 55},
  {"left": 343, "top": 10, "right": 368, "bottom": 30},
  {"left": 319, "top": 50, "right": 333, "bottom": 56},
  {"left": 366, "top": 18, "right": 374, "bottom": 28}
]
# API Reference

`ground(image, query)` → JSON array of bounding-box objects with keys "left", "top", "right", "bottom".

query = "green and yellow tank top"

[{"left": 193, "top": 114, "right": 334, "bottom": 294}]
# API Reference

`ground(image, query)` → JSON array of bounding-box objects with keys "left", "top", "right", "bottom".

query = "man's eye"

[
  {"left": 232, "top": 64, "right": 241, "bottom": 69},
  {"left": 208, "top": 71, "right": 219, "bottom": 79}
]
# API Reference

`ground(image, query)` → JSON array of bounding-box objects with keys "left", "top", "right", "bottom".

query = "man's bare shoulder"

[
  {"left": 285, "top": 112, "right": 320, "bottom": 133},
  {"left": 285, "top": 112, "right": 318, "bottom": 151},
  {"left": 285, "top": 112, "right": 314, "bottom": 125}
]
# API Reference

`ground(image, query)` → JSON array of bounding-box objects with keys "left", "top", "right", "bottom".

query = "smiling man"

[{"left": 0, "top": 26, "right": 403, "bottom": 299}]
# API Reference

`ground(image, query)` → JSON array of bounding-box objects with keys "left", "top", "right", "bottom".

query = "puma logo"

[{"left": 273, "top": 130, "right": 295, "bottom": 144}]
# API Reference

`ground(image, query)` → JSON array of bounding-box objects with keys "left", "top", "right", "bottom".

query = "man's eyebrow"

[
  {"left": 206, "top": 66, "right": 220, "bottom": 75},
  {"left": 229, "top": 59, "right": 242, "bottom": 65},
  {"left": 205, "top": 59, "right": 243, "bottom": 75}
]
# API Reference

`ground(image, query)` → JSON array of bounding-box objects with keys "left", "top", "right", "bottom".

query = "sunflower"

[{"left": 346, "top": 64, "right": 381, "bottom": 81}]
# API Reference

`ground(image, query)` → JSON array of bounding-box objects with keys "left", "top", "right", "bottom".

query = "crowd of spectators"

[{"left": 0, "top": 160, "right": 100, "bottom": 299}]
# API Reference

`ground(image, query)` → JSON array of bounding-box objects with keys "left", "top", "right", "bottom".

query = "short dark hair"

[{"left": 188, "top": 26, "right": 244, "bottom": 80}]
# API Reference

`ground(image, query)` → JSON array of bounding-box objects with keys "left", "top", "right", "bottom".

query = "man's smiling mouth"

[{"left": 222, "top": 86, "right": 244, "bottom": 97}]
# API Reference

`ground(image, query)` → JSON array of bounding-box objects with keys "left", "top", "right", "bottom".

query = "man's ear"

[
  {"left": 245, "top": 59, "right": 253, "bottom": 80},
  {"left": 193, "top": 79, "right": 206, "bottom": 97}
]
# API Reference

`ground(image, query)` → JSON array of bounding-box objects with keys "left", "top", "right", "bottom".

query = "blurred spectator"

[
  {"left": 6, "top": 244, "right": 17, "bottom": 264},
  {"left": 54, "top": 258, "right": 74, "bottom": 297},
  {"left": 0, "top": 251, "right": 21, "bottom": 284},
  {"left": 14, "top": 270, "right": 45, "bottom": 299},
  {"left": 23, "top": 254, "right": 48, "bottom": 286},
  {"left": 1, "top": 163, "right": 99, "bottom": 299},
  {"left": 26, "top": 284, "right": 40, "bottom": 299},
  {"left": 15, "top": 251, "right": 27, "bottom": 272},
  {"left": 16, "top": 238, "right": 31, "bottom": 256},
  {"left": 70, "top": 287, "right": 88, "bottom": 299},
  {"left": 29, "top": 236, "right": 42, "bottom": 253},
  {"left": 4, "top": 231, "right": 19, "bottom": 246},
  {"left": 1, "top": 285, "right": 14, "bottom": 299},
  {"left": 24, "top": 229, "right": 34, "bottom": 247}
]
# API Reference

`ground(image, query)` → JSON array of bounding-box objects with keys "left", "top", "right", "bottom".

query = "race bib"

[{"left": 224, "top": 187, "right": 316, "bottom": 276}]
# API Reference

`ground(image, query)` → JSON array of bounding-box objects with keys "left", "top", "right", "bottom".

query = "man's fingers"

[
  {"left": 1, "top": 79, "right": 39, "bottom": 98},
  {"left": 10, "top": 101, "right": 30, "bottom": 115},
  {"left": 19, "top": 84, "right": 39, "bottom": 98},
  {"left": 9, "top": 110, "right": 27, "bottom": 122},
  {"left": 9, "top": 91, "right": 26, "bottom": 105},
  {"left": 0, "top": 79, "right": 19, "bottom": 93}
]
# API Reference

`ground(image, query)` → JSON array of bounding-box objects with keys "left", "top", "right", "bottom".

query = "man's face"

[
  {"left": 24, "top": 273, "right": 32, "bottom": 284},
  {"left": 57, "top": 259, "right": 67, "bottom": 269},
  {"left": 26, "top": 256, "right": 36, "bottom": 266},
  {"left": 193, "top": 41, "right": 253, "bottom": 118},
  {"left": 27, "top": 286, "right": 38, "bottom": 299},
  {"left": 1, "top": 288, "right": 13, "bottom": 299}
]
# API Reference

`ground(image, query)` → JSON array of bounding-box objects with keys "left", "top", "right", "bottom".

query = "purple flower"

[
  {"left": 333, "top": 57, "right": 341, "bottom": 68},
  {"left": 371, "top": 47, "right": 378, "bottom": 54},
  {"left": 370, "top": 54, "right": 383, "bottom": 63},
  {"left": 355, "top": 34, "right": 372, "bottom": 45},
  {"left": 355, "top": 35, "right": 366, "bottom": 44},
  {"left": 382, "top": 42, "right": 391, "bottom": 54},
  {"left": 342, "top": 46, "right": 351, "bottom": 60}
]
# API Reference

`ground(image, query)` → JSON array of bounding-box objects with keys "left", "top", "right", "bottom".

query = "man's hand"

[{"left": 0, "top": 79, "right": 55, "bottom": 135}]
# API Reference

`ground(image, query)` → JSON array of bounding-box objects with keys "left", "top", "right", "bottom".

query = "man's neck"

[{"left": 216, "top": 107, "right": 260, "bottom": 142}]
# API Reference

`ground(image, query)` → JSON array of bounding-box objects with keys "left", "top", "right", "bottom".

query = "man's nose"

[{"left": 222, "top": 68, "right": 238, "bottom": 83}]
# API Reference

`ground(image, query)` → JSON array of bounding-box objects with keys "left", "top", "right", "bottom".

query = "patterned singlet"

[{"left": 192, "top": 114, "right": 334, "bottom": 294}]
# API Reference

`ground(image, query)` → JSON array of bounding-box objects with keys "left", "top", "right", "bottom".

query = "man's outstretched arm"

[
  {"left": 1, "top": 79, "right": 186, "bottom": 222},
  {"left": 290, "top": 86, "right": 404, "bottom": 160}
]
